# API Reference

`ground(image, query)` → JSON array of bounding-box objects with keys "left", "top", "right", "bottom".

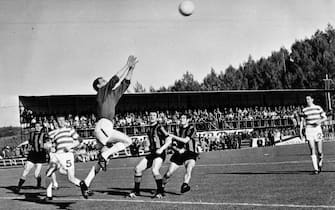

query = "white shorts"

[
  {"left": 49, "top": 152, "right": 75, "bottom": 175},
  {"left": 305, "top": 126, "right": 323, "bottom": 142},
  {"left": 94, "top": 118, "right": 131, "bottom": 146}
]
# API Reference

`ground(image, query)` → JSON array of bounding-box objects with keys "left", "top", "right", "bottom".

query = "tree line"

[{"left": 133, "top": 24, "right": 335, "bottom": 92}]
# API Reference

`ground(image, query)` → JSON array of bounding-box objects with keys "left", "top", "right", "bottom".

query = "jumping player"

[
  {"left": 300, "top": 95, "right": 327, "bottom": 174},
  {"left": 162, "top": 114, "right": 198, "bottom": 194},
  {"left": 84, "top": 55, "right": 138, "bottom": 189},
  {"left": 128, "top": 112, "right": 172, "bottom": 199},
  {"left": 15, "top": 123, "right": 48, "bottom": 193},
  {"left": 44, "top": 116, "right": 88, "bottom": 201}
]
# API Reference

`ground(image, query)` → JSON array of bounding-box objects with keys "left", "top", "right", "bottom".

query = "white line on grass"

[
  {"left": 77, "top": 159, "right": 335, "bottom": 171},
  {"left": 1, "top": 196, "right": 335, "bottom": 209}
]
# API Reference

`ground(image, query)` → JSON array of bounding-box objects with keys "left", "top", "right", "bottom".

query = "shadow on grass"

[
  {"left": 1, "top": 185, "right": 45, "bottom": 196},
  {"left": 92, "top": 187, "right": 181, "bottom": 197},
  {"left": 13, "top": 192, "right": 76, "bottom": 210},
  {"left": 1, "top": 185, "right": 76, "bottom": 209}
]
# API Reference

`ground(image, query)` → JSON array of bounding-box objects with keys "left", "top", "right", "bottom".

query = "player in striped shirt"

[
  {"left": 162, "top": 114, "right": 198, "bottom": 194},
  {"left": 300, "top": 95, "right": 327, "bottom": 174},
  {"left": 128, "top": 112, "right": 172, "bottom": 199},
  {"left": 15, "top": 122, "right": 48, "bottom": 193},
  {"left": 44, "top": 116, "right": 89, "bottom": 201}
]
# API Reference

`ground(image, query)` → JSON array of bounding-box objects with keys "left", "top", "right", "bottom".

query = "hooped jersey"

[
  {"left": 48, "top": 127, "right": 79, "bottom": 152},
  {"left": 302, "top": 105, "right": 326, "bottom": 127}
]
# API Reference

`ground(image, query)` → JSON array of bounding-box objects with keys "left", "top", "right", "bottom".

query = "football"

[{"left": 179, "top": 0, "right": 195, "bottom": 16}]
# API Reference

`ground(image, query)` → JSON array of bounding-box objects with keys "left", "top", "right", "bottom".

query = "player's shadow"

[
  {"left": 112, "top": 187, "right": 181, "bottom": 196},
  {"left": 93, "top": 187, "right": 180, "bottom": 197},
  {"left": 13, "top": 192, "right": 75, "bottom": 210},
  {"left": 1, "top": 185, "right": 45, "bottom": 195},
  {"left": 2, "top": 185, "right": 75, "bottom": 209}
]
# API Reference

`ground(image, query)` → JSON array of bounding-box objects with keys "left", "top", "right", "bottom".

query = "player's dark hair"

[
  {"left": 93, "top": 77, "right": 103, "bottom": 92},
  {"left": 306, "top": 94, "right": 318, "bottom": 102},
  {"left": 149, "top": 111, "right": 157, "bottom": 115}
]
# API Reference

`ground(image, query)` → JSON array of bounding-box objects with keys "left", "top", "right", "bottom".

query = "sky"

[{"left": 1, "top": 0, "right": 335, "bottom": 126}]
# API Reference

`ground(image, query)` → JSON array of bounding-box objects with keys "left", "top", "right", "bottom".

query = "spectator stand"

[{"left": 8, "top": 104, "right": 335, "bottom": 167}]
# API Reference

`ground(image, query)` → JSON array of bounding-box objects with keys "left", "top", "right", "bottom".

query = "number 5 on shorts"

[{"left": 66, "top": 159, "right": 72, "bottom": 167}]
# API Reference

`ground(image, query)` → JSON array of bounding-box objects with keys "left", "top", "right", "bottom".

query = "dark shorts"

[
  {"left": 170, "top": 151, "right": 198, "bottom": 166},
  {"left": 145, "top": 152, "right": 166, "bottom": 169},
  {"left": 27, "top": 151, "right": 48, "bottom": 164}
]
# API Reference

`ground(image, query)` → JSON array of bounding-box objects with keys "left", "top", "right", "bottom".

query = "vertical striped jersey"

[
  {"left": 173, "top": 124, "right": 197, "bottom": 153},
  {"left": 302, "top": 105, "right": 326, "bottom": 126},
  {"left": 48, "top": 127, "right": 79, "bottom": 152},
  {"left": 29, "top": 128, "right": 48, "bottom": 153},
  {"left": 147, "top": 123, "right": 169, "bottom": 152}
]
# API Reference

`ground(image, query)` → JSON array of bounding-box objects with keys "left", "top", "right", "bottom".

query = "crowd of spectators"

[
  {"left": 5, "top": 105, "right": 309, "bottom": 161},
  {"left": 20, "top": 105, "right": 303, "bottom": 131},
  {"left": 0, "top": 145, "right": 28, "bottom": 160}
]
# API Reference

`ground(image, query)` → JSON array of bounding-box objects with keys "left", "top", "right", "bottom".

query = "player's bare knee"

[
  {"left": 151, "top": 168, "right": 160, "bottom": 177},
  {"left": 21, "top": 173, "right": 28, "bottom": 179},
  {"left": 46, "top": 163, "right": 57, "bottom": 177},
  {"left": 165, "top": 171, "right": 173, "bottom": 178},
  {"left": 134, "top": 165, "right": 144, "bottom": 175},
  {"left": 22, "top": 168, "right": 30, "bottom": 176},
  {"left": 35, "top": 170, "right": 41, "bottom": 178},
  {"left": 134, "top": 166, "right": 140, "bottom": 175}
]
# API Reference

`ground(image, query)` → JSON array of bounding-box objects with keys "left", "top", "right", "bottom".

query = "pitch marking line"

[
  {"left": 0, "top": 196, "right": 335, "bottom": 209},
  {"left": 77, "top": 159, "right": 335, "bottom": 171}
]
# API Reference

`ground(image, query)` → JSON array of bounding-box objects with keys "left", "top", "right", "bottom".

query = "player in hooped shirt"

[
  {"left": 44, "top": 116, "right": 88, "bottom": 201},
  {"left": 300, "top": 95, "right": 327, "bottom": 174}
]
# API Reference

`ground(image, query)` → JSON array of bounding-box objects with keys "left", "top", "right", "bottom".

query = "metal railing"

[
  {"left": 218, "top": 118, "right": 294, "bottom": 130},
  {"left": 19, "top": 118, "right": 335, "bottom": 141},
  {"left": 0, "top": 158, "right": 26, "bottom": 167},
  {"left": 77, "top": 121, "right": 218, "bottom": 138}
]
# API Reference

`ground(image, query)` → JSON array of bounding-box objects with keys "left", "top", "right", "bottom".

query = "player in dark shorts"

[
  {"left": 15, "top": 122, "right": 48, "bottom": 193},
  {"left": 84, "top": 55, "right": 138, "bottom": 191},
  {"left": 162, "top": 114, "right": 198, "bottom": 194},
  {"left": 128, "top": 112, "right": 172, "bottom": 199}
]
